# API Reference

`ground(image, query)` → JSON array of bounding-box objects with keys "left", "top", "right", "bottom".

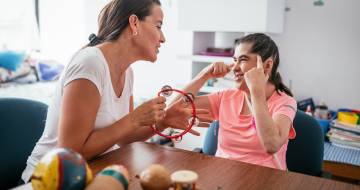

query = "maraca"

[{"left": 31, "top": 148, "right": 93, "bottom": 190}]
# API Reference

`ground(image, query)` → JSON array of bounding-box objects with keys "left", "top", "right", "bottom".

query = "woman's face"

[
  {"left": 137, "top": 5, "right": 165, "bottom": 62},
  {"left": 232, "top": 42, "right": 258, "bottom": 90}
]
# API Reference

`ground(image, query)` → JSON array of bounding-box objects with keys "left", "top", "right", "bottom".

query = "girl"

[{"left": 181, "top": 33, "right": 297, "bottom": 170}]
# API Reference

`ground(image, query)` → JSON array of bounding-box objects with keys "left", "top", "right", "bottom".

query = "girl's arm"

[
  {"left": 245, "top": 56, "right": 292, "bottom": 154},
  {"left": 58, "top": 79, "right": 166, "bottom": 160},
  {"left": 250, "top": 90, "right": 292, "bottom": 154},
  {"left": 173, "top": 62, "right": 233, "bottom": 119}
]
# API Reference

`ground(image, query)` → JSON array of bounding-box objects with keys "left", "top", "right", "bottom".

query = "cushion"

[{"left": 0, "top": 50, "right": 25, "bottom": 71}]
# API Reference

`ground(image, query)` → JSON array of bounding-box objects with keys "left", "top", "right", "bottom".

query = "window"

[{"left": 0, "top": 0, "right": 40, "bottom": 50}]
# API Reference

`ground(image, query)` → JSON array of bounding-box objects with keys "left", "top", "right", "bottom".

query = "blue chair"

[
  {"left": 287, "top": 110, "right": 324, "bottom": 176},
  {"left": 200, "top": 111, "right": 324, "bottom": 177},
  {"left": 0, "top": 98, "right": 47, "bottom": 189}
]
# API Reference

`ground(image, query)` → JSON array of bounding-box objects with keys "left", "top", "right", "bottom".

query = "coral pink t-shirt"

[{"left": 208, "top": 89, "right": 297, "bottom": 170}]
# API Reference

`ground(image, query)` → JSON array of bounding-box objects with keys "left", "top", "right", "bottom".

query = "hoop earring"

[{"left": 133, "top": 31, "right": 138, "bottom": 36}]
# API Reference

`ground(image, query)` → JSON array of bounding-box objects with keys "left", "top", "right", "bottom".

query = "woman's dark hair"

[
  {"left": 87, "top": 0, "right": 161, "bottom": 46},
  {"left": 235, "top": 33, "right": 293, "bottom": 97}
]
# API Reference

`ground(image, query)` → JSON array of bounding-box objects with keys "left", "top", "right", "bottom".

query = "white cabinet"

[{"left": 178, "top": 0, "right": 285, "bottom": 33}]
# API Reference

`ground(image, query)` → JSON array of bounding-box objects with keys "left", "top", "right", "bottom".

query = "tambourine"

[{"left": 150, "top": 85, "right": 199, "bottom": 142}]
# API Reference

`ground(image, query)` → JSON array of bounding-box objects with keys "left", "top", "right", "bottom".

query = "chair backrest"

[
  {"left": 0, "top": 98, "right": 48, "bottom": 189},
  {"left": 202, "top": 121, "right": 219, "bottom": 155},
  {"left": 286, "top": 110, "right": 324, "bottom": 176},
  {"left": 202, "top": 111, "right": 324, "bottom": 176}
]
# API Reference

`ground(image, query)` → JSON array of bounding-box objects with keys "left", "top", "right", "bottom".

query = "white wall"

[
  {"left": 39, "top": 0, "right": 87, "bottom": 64},
  {"left": 270, "top": 0, "right": 360, "bottom": 110}
]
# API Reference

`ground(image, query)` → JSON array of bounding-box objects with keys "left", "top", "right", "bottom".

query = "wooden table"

[
  {"left": 324, "top": 161, "right": 360, "bottom": 184},
  {"left": 89, "top": 142, "right": 359, "bottom": 190}
]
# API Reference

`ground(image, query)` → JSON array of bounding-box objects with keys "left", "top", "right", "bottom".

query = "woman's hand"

[
  {"left": 244, "top": 55, "right": 269, "bottom": 95},
  {"left": 201, "top": 62, "right": 234, "bottom": 79},
  {"left": 159, "top": 99, "right": 213, "bottom": 136},
  {"left": 129, "top": 96, "right": 166, "bottom": 128}
]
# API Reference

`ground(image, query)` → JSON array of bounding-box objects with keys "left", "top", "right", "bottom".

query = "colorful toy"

[
  {"left": 31, "top": 148, "right": 93, "bottom": 190},
  {"left": 86, "top": 165, "right": 129, "bottom": 190},
  {"left": 338, "top": 111, "right": 359, "bottom": 125}
]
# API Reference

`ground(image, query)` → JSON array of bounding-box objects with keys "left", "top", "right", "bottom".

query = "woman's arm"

[{"left": 58, "top": 79, "right": 166, "bottom": 160}]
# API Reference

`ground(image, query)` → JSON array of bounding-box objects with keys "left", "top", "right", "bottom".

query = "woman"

[
  {"left": 22, "top": 0, "right": 207, "bottom": 183},
  {"left": 181, "top": 33, "right": 297, "bottom": 170}
]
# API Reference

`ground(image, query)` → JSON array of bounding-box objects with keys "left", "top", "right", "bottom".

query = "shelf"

[{"left": 177, "top": 54, "right": 233, "bottom": 63}]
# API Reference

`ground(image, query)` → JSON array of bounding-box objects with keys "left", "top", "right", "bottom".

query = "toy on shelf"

[
  {"left": 338, "top": 111, "right": 359, "bottom": 126},
  {"left": 31, "top": 148, "right": 93, "bottom": 190}
]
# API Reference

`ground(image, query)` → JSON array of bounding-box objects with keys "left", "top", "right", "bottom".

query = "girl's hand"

[
  {"left": 202, "top": 62, "right": 234, "bottom": 79},
  {"left": 129, "top": 96, "right": 166, "bottom": 127},
  {"left": 244, "top": 55, "right": 269, "bottom": 95}
]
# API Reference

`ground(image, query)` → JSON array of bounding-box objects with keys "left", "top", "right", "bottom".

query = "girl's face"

[
  {"left": 232, "top": 42, "right": 258, "bottom": 90},
  {"left": 136, "top": 5, "right": 166, "bottom": 62}
]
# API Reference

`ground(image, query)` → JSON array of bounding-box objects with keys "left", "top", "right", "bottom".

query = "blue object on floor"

[
  {"left": 0, "top": 98, "right": 48, "bottom": 189},
  {"left": 317, "top": 119, "right": 330, "bottom": 138},
  {"left": 316, "top": 110, "right": 336, "bottom": 139},
  {"left": 0, "top": 51, "right": 25, "bottom": 71}
]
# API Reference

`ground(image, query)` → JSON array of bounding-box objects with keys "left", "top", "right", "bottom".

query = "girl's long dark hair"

[
  {"left": 236, "top": 33, "right": 293, "bottom": 97},
  {"left": 87, "top": 0, "right": 161, "bottom": 47}
]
